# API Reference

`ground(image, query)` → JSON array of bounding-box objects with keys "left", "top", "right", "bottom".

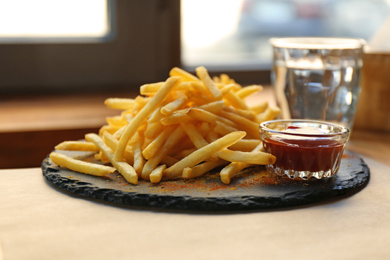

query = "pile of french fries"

[{"left": 50, "top": 67, "right": 279, "bottom": 185}]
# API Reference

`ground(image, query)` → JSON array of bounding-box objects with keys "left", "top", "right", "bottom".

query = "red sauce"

[{"left": 263, "top": 137, "right": 344, "bottom": 172}]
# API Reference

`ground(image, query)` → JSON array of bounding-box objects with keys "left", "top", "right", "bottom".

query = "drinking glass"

[{"left": 270, "top": 37, "right": 365, "bottom": 129}]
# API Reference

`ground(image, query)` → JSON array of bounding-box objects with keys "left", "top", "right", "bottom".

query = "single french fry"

[
  {"left": 86, "top": 133, "right": 138, "bottom": 185},
  {"left": 220, "top": 84, "right": 239, "bottom": 95},
  {"left": 219, "top": 110, "right": 260, "bottom": 138},
  {"left": 114, "top": 76, "right": 181, "bottom": 162},
  {"left": 218, "top": 149, "right": 276, "bottom": 164},
  {"left": 99, "top": 125, "right": 122, "bottom": 136},
  {"left": 147, "top": 104, "right": 164, "bottom": 123},
  {"left": 220, "top": 143, "right": 264, "bottom": 184},
  {"left": 144, "top": 121, "right": 164, "bottom": 139},
  {"left": 180, "top": 122, "right": 208, "bottom": 149},
  {"left": 140, "top": 82, "right": 164, "bottom": 96},
  {"left": 164, "top": 131, "right": 246, "bottom": 179},
  {"left": 250, "top": 101, "right": 268, "bottom": 114},
  {"left": 223, "top": 106, "right": 256, "bottom": 121},
  {"left": 235, "top": 85, "right": 263, "bottom": 99},
  {"left": 160, "top": 96, "right": 188, "bottom": 115},
  {"left": 198, "top": 100, "right": 225, "bottom": 114},
  {"left": 257, "top": 107, "right": 281, "bottom": 123},
  {"left": 195, "top": 66, "right": 222, "bottom": 100},
  {"left": 213, "top": 121, "right": 240, "bottom": 136},
  {"left": 169, "top": 67, "right": 199, "bottom": 82},
  {"left": 229, "top": 139, "right": 262, "bottom": 152},
  {"left": 102, "top": 132, "right": 134, "bottom": 164},
  {"left": 106, "top": 116, "right": 127, "bottom": 127},
  {"left": 222, "top": 88, "right": 249, "bottom": 110},
  {"left": 160, "top": 108, "right": 191, "bottom": 125},
  {"left": 132, "top": 132, "right": 144, "bottom": 176},
  {"left": 55, "top": 141, "right": 99, "bottom": 152},
  {"left": 50, "top": 152, "right": 116, "bottom": 176},
  {"left": 182, "top": 159, "right": 227, "bottom": 179},
  {"left": 104, "top": 98, "right": 135, "bottom": 110},
  {"left": 149, "top": 164, "right": 166, "bottom": 183},
  {"left": 142, "top": 126, "right": 175, "bottom": 159},
  {"left": 187, "top": 108, "right": 235, "bottom": 127},
  {"left": 141, "top": 126, "right": 186, "bottom": 180}
]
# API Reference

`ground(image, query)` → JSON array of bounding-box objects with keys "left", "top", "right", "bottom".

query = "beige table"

[
  {"left": 1, "top": 150, "right": 390, "bottom": 260},
  {"left": 1, "top": 87, "right": 390, "bottom": 260}
]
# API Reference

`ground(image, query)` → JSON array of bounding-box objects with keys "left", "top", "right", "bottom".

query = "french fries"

[{"left": 49, "top": 66, "right": 279, "bottom": 185}]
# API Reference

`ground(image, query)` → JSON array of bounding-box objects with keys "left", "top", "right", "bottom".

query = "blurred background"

[
  {"left": 0, "top": 0, "right": 389, "bottom": 168},
  {"left": 0, "top": 0, "right": 388, "bottom": 93}
]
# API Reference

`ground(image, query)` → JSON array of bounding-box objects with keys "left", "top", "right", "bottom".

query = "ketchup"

[{"left": 262, "top": 126, "right": 344, "bottom": 172}]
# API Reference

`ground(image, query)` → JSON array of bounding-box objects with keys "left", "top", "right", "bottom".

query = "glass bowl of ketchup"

[{"left": 259, "top": 119, "right": 350, "bottom": 180}]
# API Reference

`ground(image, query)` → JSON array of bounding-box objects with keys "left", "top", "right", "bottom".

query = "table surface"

[{"left": 1, "top": 89, "right": 390, "bottom": 260}]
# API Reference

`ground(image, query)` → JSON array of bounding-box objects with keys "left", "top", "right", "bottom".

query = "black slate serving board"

[{"left": 42, "top": 150, "right": 369, "bottom": 211}]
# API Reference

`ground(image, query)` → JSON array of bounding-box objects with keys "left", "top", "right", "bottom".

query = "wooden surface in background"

[
  {"left": 0, "top": 92, "right": 133, "bottom": 168},
  {"left": 1, "top": 87, "right": 389, "bottom": 169}
]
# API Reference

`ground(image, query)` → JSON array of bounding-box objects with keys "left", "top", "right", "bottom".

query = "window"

[
  {"left": 0, "top": 0, "right": 112, "bottom": 43},
  {"left": 0, "top": 0, "right": 181, "bottom": 94},
  {"left": 181, "top": 0, "right": 390, "bottom": 80},
  {"left": 2, "top": 0, "right": 389, "bottom": 94}
]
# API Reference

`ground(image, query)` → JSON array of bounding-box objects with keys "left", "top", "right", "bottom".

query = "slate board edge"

[{"left": 41, "top": 152, "right": 370, "bottom": 212}]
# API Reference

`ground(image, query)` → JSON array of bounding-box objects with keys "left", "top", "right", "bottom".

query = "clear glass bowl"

[{"left": 259, "top": 119, "right": 350, "bottom": 180}]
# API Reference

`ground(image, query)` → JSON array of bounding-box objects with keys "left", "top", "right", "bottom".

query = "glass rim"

[
  {"left": 269, "top": 37, "right": 366, "bottom": 50},
  {"left": 259, "top": 119, "right": 350, "bottom": 138}
]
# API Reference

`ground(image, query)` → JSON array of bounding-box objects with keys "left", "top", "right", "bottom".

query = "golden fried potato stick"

[
  {"left": 187, "top": 108, "right": 235, "bottom": 127},
  {"left": 182, "top": 159, "right": 227, "bottom": 179},
  {"left": 222, "top": 88, "right": 249, "bottom": 110},
  {"left": 142, "top": 126, "right": 175, "bottom": 160},
  {"left": 141, "top": 126, "right": 186, "bottom": 180},
  {"left": 250, "top": 101, "right": 268, "bottom": 114},
  {"left": 198, "top": 100, "right": 225, "bottom": 114},
  {"left": 140, "top": 82, "right": 164, "bottom": 96},
  {"left": 218, "top": 150, "right": 276, "bottom": 164},
  {"left": 102, "top": 132, "right": 134, "bottom": 165},
  {"left": 132, "top": 132, "right": 144, "bottom": 176},
  {"left": 149, "top": 164, "right": 166, "bottom": 183},
  {"left": 114, "top": 76, "right": 181, "bottom": 162},
  {"left": 228, "top": 139, "right": 262, "bottom": 152},
  {"left": 85, "top": 133, "right": 138, "bottom": 185},
  {"left": 143, "top": 121, "right": 165, "bottom": 140},
  {"left": 180, "top": 122, "right": 208, "bottom": 149},
  {"left": 160, "top": 96, "right": 188, "bottom": 115},
  {"left": 170, "top": 67, "right": 199, "bottom": 82},
  {"left": 106, "top": 115, "right": 127, "bottom": 127},
  {"left": 104, "top": 98, "right": 135, "bottom": 110},
  {"left": 164, "top": 131, "right": 246, "bottom": 180},
  {"left": 160, "top": 108, "right": 192, "bottom": 126},
  {"left": 50, "top": 152, "right": 116, "bottom": 176},
  {"left": 220, "top": 84, "right": 239, "bottom": 95},
  {"left": 195, "top": 66, "right": 222, "bottom": 100},
  {"left": 213, "top": 120, "right": 240, "bottom": 136},
  {"left": 235, "top": 85, "right": 263, "bottom": 99},
  {"left": 147, "top": 104, "right": 164, "bottom": 123},
  {"left": 257, "top": 107, "right": 281, "bottom": 123},
  {"left": 223, "top": 106, "right": 256, "bottom": 121},
  {"left": 55, "top": 141, "right": 99, "bottom": 152},
  {"left": 220, "top": 144, "right": 266, "bottom": 184},
  {"left": 219, "top": 110, "right": 260, "bottom": 138}
]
